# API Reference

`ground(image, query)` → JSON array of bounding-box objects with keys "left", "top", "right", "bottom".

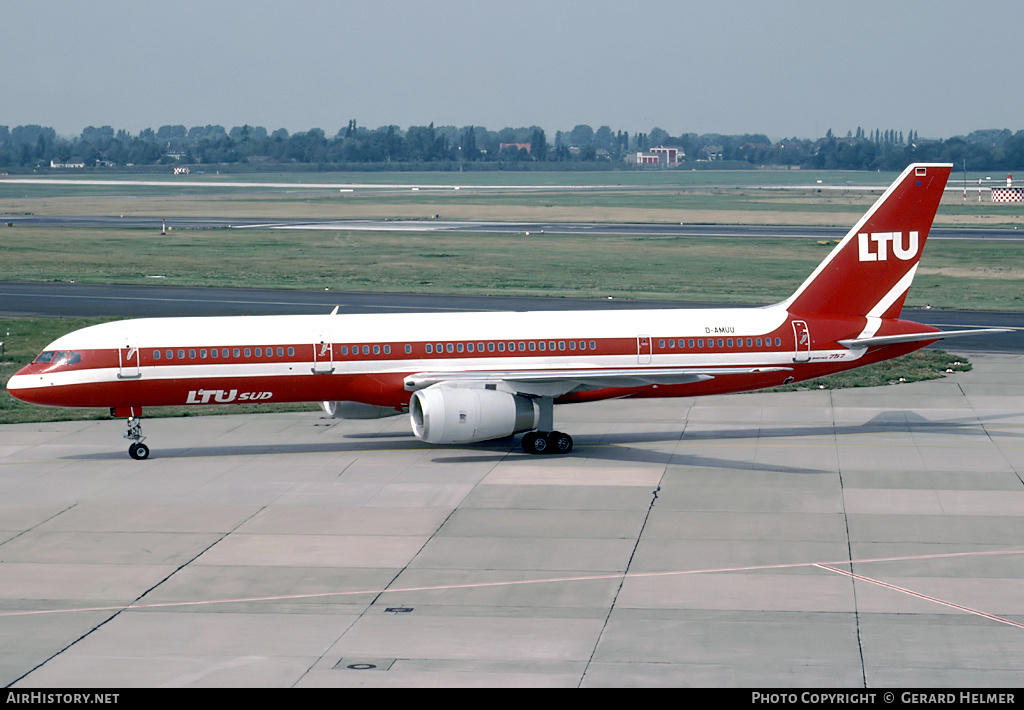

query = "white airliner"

[{"left": 6, "top": 163, "right": 1006, "bottom": 459}]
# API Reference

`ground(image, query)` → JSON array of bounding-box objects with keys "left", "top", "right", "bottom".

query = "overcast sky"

[{"left": 4, "top": 0, "right": 1021, "bottom": 141}]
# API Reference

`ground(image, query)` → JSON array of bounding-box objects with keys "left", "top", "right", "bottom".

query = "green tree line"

[{"left": 2, "top": 122, "right": 1024, "bottom": 171}]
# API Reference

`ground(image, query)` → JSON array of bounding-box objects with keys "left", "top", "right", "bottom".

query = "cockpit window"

[{"left": 31, "top": 350, "right": 81, "bottom": 367}]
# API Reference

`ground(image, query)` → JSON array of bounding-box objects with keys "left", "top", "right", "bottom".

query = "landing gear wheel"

[
  {"left": 548, "top": 431, "right": 574, "bottom": 454},
  {"left": 522, "top": 431, "right": 549, "bottom": 455},
  {"left": 522, "top": 431, "right": 573, "bottom": 455},
  {"left": 128, "top": 442, "right": 150, "bottom": 460}
]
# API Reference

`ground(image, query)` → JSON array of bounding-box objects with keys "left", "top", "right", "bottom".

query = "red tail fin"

[{"left": 783, "top": 163, "right": 952, "bottom": 317}]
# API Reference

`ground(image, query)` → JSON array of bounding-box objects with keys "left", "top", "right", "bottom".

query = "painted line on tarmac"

[
  {"left": 3, "top": 548, "right": 1022, "bottom": 619},
  {"left": 817, "top": 563, "right": 1024, "bottom": 629}
]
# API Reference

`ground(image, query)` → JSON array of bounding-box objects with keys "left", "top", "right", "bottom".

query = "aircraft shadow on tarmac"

[{"left": 63, "top": 410, "right": 1019, "bottom": 474}]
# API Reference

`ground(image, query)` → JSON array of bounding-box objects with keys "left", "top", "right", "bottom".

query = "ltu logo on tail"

[{"left": 858, "top": 231, "right": 918, "bottom": 262}]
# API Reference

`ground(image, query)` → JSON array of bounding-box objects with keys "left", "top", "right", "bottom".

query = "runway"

[
  {"left": 4, "top": 213, "right": 1023, "bottom": 241},
  {"left": 1, "top": 353, "right": 1022, "bottom": 687}
]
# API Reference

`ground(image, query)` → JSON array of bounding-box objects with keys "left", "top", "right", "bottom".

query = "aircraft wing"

[
  {"left": 404, "top": 366, "right": 792, "bottom": 397},
  {"left": 838, "top": 328, "right": 1010, "bottom": 349}
]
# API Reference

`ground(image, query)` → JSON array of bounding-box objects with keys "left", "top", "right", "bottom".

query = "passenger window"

[
  {"left": 549, "top": 341, "right": 556, "bottom": 350},
  {"left": 384, "top": 345, "right": 391, "bottom": 354},
  {"left": 166, "top": 350, "right": 173, "bottom": 360},
  {"left": 558, "top": 341, "right": 565, "bottom": 351},
  {"left": 569, "top": 341, "right": 576, "bottom": 350},
  {"left": 405, "top": 344, "right": 412, "bottom": 354},
  {"left": 727, "top": 339, "right": 733, "bottom": 347},
  {"left": 498, "top": 342, "right": 505, "bottom": 352},
  {"left": 518, "top": 342, "right": 526, "bottom": 351},
  {"left": 189, "top": 349, "right": 196, "bottom": 359},
  {"left": 457, "top": 343, "right": 464, "bottom": 353},
  {"left": 277, "top": 347, "right": 284, "bottom": 357},
  {"left": 746, "top": 338, "right": 752, "bottom": 347},
  {"left": 153, "top": 350, "right": 161, "bottom": 360},
  {"left": 200, "top": 349, "right": 207, "bottom": 358},
  {"left": 775, "top": 338, "right": 782, "bottom": 346},
  {"left": 756, "top": 338, "right": 763, "bottom": 347},
  {"left": 233, "top": 348, "right": 240, "bottom": 357},
  {"left": 529, "top": 342, "right": 536, "bottom": 351},
  {"left": 539, "top": 341, "right": 546, "bottom": 351},
  {"left": 488, "top": 343, "right": 495, "bottom": 352},
  {"left": 340, "top": 346, "right": 348, "bottom": 355},
  {"left": 373, "top": 345, "right": 380, "bottom": 355},
  {"left": 362, "top": 345, "right": 369, "bottom": 355},
  {"left": 467, "top": 343, "right": 474, "bottom": 353},
  {"left": 477, "top": 342, "right": 484, "bottom": 351},
  {"left": 589, "top": 341, "right": 596, "bottom": 350},
  {"left": 446, "top": 343, "right": 454, "bottom": 354},
  {"left": 244, "top": 348, "right": 251, "bottom": 357},
  {"left": 211, "top": 349, "right": 217, "bottom": 358},
  {"left": 255, "top": 348, "right": 262, "bottom": 357},
  {"left": 287, "top": 347, "right": 294, "bottom": 356},
  {"left": 688, "top": 339, "right": 695, "bottom": 348},
  {"left": 426, "top": 344, "right": 433, "bottom": 354}
]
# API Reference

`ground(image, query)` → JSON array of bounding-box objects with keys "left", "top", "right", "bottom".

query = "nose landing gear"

[
  {"left": 125, "top": 417, "right": 149, "bottom": 459},
  {"left": 113, "top": 407, "right": 149, "bottom": 460}
]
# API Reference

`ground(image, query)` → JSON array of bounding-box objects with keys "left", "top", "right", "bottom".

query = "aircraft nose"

[{"left": 6, "top": 366, "right": 42, "bottom": 403}]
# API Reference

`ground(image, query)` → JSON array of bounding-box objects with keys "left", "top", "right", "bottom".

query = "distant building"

[
  {"left": 702, "top": 145, "right": 724, "bottom": 161},
  {"left": 50, "top": 157, "right": 85, "bottom": 168},
  {"left": 173, "top": 166, "right": 191, "bottom": 175},
  {"left": 499, "top": 142, "right": 531, "bottom": 154},
  {"left": 632, "top": 146, "right": 684, "bottom": 166}
]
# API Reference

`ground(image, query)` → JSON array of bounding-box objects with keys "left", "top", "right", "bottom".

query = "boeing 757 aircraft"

[{"left": 6, "top": 163, "right": 1005, "bottom": 459}]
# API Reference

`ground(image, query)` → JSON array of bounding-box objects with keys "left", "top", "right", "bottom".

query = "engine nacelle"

[
  {"left": 320, "top": 400, "right": 404, "bottom": 419},
  {"left": 410, "top": 387, "right": 538, "bottom": 444}
]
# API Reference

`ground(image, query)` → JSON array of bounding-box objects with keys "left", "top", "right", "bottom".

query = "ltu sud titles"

[
  {"left": 185, "top": 389, "right": 273, "bottom": 404},
  {"left": 751, "top": 692, "right": 1015, "bottom": 704}
]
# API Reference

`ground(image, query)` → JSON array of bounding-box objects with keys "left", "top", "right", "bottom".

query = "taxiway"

[{"left": 1, "top": 353, "right": 1022, "bottom": 687}]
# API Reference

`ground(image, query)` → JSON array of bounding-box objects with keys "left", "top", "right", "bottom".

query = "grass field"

[{"left": 1, "top": 226, "right": 1022, "bottom": 309}]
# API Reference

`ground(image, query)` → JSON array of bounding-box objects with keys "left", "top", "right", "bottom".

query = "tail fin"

[{"left": 783, "top": 163, "right": 952, "bottom": 318}]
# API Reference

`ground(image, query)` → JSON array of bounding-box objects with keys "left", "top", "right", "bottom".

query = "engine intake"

[{"left": 410, "top": 387, "right": 538, "bottom": 444}]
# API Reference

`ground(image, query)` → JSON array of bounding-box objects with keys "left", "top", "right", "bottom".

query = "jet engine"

[
  {"left": 321, "top": 400, "right": 405, "bottom": 419},
  {"left": 410, "top": 387, "right": 538, "bottom": 444}
]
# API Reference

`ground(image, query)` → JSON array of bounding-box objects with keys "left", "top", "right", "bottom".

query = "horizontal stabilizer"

[
  {"left": 405, "top": 366, "right": 792, "bottom": 397},
  {"left": 839, "top": 328, "right": 1010, "bottom": 350}
]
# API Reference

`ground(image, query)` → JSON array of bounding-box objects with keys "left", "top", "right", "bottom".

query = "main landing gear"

[
  {"left": 120, "top": 412, "right": 149, "bottom": 460},
  {"left": 521, "top": 430, "right": 574, "bottom": 455},
  {"left": 520, "top": 396, "right": 574, "bottom": 455}
]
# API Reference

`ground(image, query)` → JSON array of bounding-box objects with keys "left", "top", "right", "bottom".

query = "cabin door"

[
  {"left": 637, "top": 335, "right": 652, "bottom": 365},
  {"left": 792, "top": 320, "right": 811, "bottom": 363},
  {"left": 312, "top": 337, "right": 335, "bottom": 374},
  {"left": 118, "top": 337, "right": 141, "bottom": 379}
]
